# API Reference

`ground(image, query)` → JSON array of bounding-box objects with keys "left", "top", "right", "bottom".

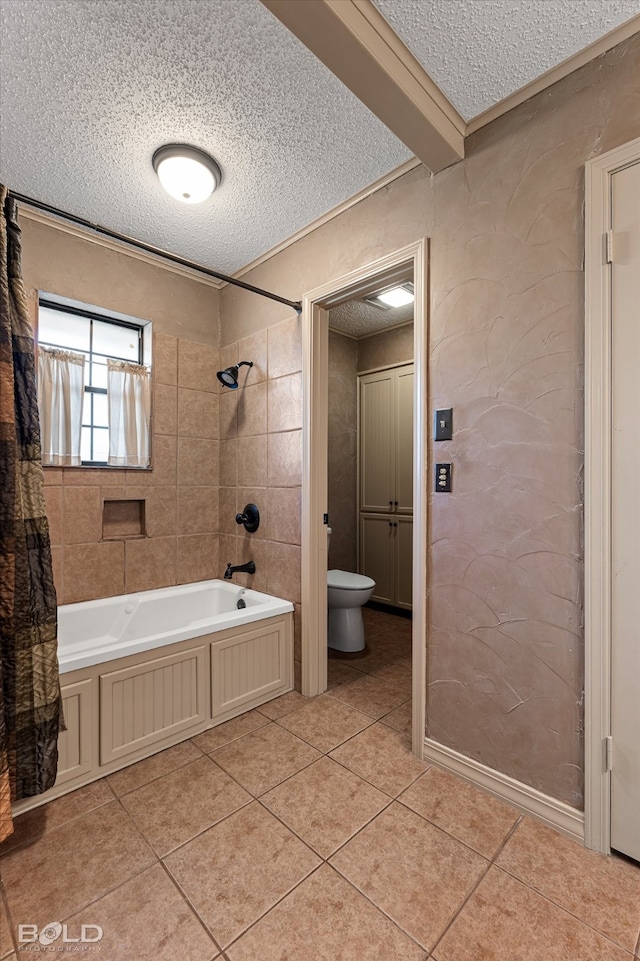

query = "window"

[{"left": 37, "top": 294, "right": 152, "bottom": 467}]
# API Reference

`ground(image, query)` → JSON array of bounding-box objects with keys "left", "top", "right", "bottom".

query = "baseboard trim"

[{"left": 423, "top": 737, "right": 585, "bottom": 844}]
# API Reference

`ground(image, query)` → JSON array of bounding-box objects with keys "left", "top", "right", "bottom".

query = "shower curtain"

[{"left": 0, "top": 186, "right": 62, "bottom": 843}]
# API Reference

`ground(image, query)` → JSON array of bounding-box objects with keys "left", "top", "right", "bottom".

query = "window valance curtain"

[
  {"left": 107, "top": 358, "right": 151, "bottom": 467},
  {"left": 37, "top": 346, "right": 85, "bottom": 467}
]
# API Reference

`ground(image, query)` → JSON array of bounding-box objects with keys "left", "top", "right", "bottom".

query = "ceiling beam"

[{"left": 261, "top": 0, "right": 465, "bottom": 173}]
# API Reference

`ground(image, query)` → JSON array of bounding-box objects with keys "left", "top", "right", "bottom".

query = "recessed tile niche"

[{"left": 102, "top": 499, "right": 146, "bottom": 540}]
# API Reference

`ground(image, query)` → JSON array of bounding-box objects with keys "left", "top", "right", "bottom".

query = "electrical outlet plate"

[{"left": 435, "top": 463, "right": 452, "bottom": 492}]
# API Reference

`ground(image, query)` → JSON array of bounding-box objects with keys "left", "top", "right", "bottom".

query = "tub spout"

[{"left": 224, "top": 561, "right": 256, "bottom": 579}]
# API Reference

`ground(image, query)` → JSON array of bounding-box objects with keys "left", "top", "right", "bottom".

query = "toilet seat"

[{"left": 327, "top": 569, "right": 375, "bottom": 591}]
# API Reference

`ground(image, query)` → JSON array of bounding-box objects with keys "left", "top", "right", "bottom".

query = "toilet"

[{"left": 327, "top": 569, "right": 376, "bottom": 653}]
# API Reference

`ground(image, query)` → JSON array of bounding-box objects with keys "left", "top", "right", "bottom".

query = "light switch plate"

[{"left": 435, "top": 408, "right": 453, "bottom": 441}]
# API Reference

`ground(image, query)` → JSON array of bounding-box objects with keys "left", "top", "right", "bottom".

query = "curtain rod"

[{"left": 9, "top": 191, "right": 303, "bottom": 315}]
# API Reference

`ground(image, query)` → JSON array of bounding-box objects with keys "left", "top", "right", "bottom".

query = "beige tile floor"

[{"left": 1, "top": 608, "right": 639, "bottom": 960}]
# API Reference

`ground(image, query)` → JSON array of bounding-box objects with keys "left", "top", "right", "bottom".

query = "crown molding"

[
  {"left": 17, "top": 205, "right": 223, "bottom": 290},
  {"left": 466, "top": 16, "right": 640, "bottom": 135},
  {"left": 232, "top": 156, "right": 423, "bottom": 281}
]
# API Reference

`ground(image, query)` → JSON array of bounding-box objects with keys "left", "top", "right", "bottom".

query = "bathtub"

[
  {"left": 57, "top": 579, "right": 294, "bottom": 672},
  {"left": 14, "top": 579, "right": 294, "bottom": 814}
]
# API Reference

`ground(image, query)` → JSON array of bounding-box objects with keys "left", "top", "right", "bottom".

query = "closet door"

[
  {"left": 359, "top": 371, "right": 393, "bottom": 513},
  {"left": 359, "top": 513, "right": 394, "bottom": 605},
  {"left": 395, "top": 364, "right": 414, "bottom": 514}
]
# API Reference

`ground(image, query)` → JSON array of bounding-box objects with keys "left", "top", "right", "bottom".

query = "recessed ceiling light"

[
  {"left": 152, "top": 144, "right": 222, "bottom": 204},
  {"left": 367, "top": 283, "right": 414, "bottom": 309}
]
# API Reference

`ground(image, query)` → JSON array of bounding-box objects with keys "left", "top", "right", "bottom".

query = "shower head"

[{"left": 216, "top": 360, "right": 253, "bottom": 389}]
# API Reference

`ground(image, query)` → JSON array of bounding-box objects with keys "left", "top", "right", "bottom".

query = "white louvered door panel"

[{"left": 359, "top": 371, "right": 394, "bottom": 513}]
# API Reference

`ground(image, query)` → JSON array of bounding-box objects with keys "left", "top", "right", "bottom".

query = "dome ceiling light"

[{"left": 152, "top": 144, "right": 222, "bottom": 204}]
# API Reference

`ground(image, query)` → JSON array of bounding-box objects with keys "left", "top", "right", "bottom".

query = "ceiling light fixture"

[
  {"left": 152, "top": 144, "right": 222, "bottom": 204},
  {"left": 367, "top": 283, "right": 415, "bottom": 309}
]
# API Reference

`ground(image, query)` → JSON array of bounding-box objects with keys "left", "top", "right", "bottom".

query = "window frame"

[{"left": 37, "top": 292, "right": 152, "bottom": 469}]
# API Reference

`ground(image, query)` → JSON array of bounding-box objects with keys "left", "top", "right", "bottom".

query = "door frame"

[
  {"left": 584, "top": 136, "right": 640, "bottom": 853},
  {"left": 300, "top": 239, "right": 428, "bottom": 757}
]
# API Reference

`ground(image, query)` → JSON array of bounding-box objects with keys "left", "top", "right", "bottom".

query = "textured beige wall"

[
  {"left": 328, "top": 331, "right": 358, "bottom": 572},
  {"left": 358, "top": 322, "right": 413, "bottom": 372},
  {"left": 22, "top": 218, "right": 221, "bottom": 603},
  {"left": 219, "top": 33, "right": 640, "bottom": 805}
]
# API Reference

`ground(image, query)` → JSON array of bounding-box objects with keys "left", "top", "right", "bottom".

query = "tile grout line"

[
  {"left": 106, "top": 739, "right": 209, "bottom": 800},
  {"left": 492, "top": 858, "right": 640, "bottom": 957},
  {"left": 167, "top": 679, "right": 421, "bottom": 952},
  {"left": 1, "top": 740, "right": 212, "bottom": 864},
  {"left": 217, "top": 858, "right": 427, "bottom": 960},
  {"left": 317, "top": 743, "right": 510, "bottom": 956},
  {"left": 323, "top": 687, "right": 413, "bottom": 721},
  {"left": 219, "top": 861, "right": 326, "bottom": 956},
  {"left": 414, "top": 811, "right": 526, "bottom": 959},
  {"left": 211, "top": 736, "right": 322, "bottom": 800},
  {"left": 325, "top": 863, "right": 430, "bottom": 959},
  {"left": 35, "top": 793, "right": 166, "bottom": 930},
  {"left": 142, "top": 792, "right": 255, "bottom": 861},
  {"left": 492, "top": 853, "right": 640, "bottom": 955},
  {"left": 323, "top": 857, "right": 433, "bottom": 956},
  {"left": 156, "top": 855, "right": 224, "bottom": 958},
  {"left": 391, "top": 793, "right": 515, "bottom": 862},
  {"left": 179, "top": 845, "right": 323, "bottom": 957},
  {"left": 0, "top": 792, "right": 115, "bottom": 863},
  {"left": 326, "top": 742, "right": 429, "bottom": 802}
]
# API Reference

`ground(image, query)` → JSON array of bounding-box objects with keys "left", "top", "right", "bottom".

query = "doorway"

[
  {"left": 585, "top": 137, "right": 640, "bottom": 858},
  {"left": 300, "top": 240, "right": 428, "bottom": 758}
]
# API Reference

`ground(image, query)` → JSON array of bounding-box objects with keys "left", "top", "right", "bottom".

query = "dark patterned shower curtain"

[{"left": 0, "top": 185, "right": 62, "bottom": 843}]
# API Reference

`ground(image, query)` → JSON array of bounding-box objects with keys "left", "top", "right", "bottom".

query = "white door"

[
  {"left": 359, "top": 371, "right": 394, "bottom": 512},
  {"left": 610, "top": 159, "right": 640, "bottom": 862}
]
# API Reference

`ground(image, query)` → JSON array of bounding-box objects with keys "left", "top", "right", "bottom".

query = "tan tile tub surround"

[
  {"left": 218, "top": 34, "right": 640, "bottom": 806},
  {"left": 25, "top": 216, "right": 221, "bottom": 605},
  {"left": 217, "top": 314, "right": 305, "bottom": 678}
]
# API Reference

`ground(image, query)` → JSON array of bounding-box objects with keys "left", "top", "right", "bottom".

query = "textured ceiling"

[
  {"left": 373, "top": 0, "right": 640, "bottom": 120},
  {"left": 1, "top": 0, "right": 638, "bottom": 277},
  {"left": 329, "top": 299, "right": 414, "bottom": 339},
  {"left": 0, "top": 0, "right": 411, "bottom": 275}
]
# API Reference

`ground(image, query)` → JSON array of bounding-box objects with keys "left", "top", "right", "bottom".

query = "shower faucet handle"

[{"left": 235, "top": 503, "right": 260, "bottom": 533}]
